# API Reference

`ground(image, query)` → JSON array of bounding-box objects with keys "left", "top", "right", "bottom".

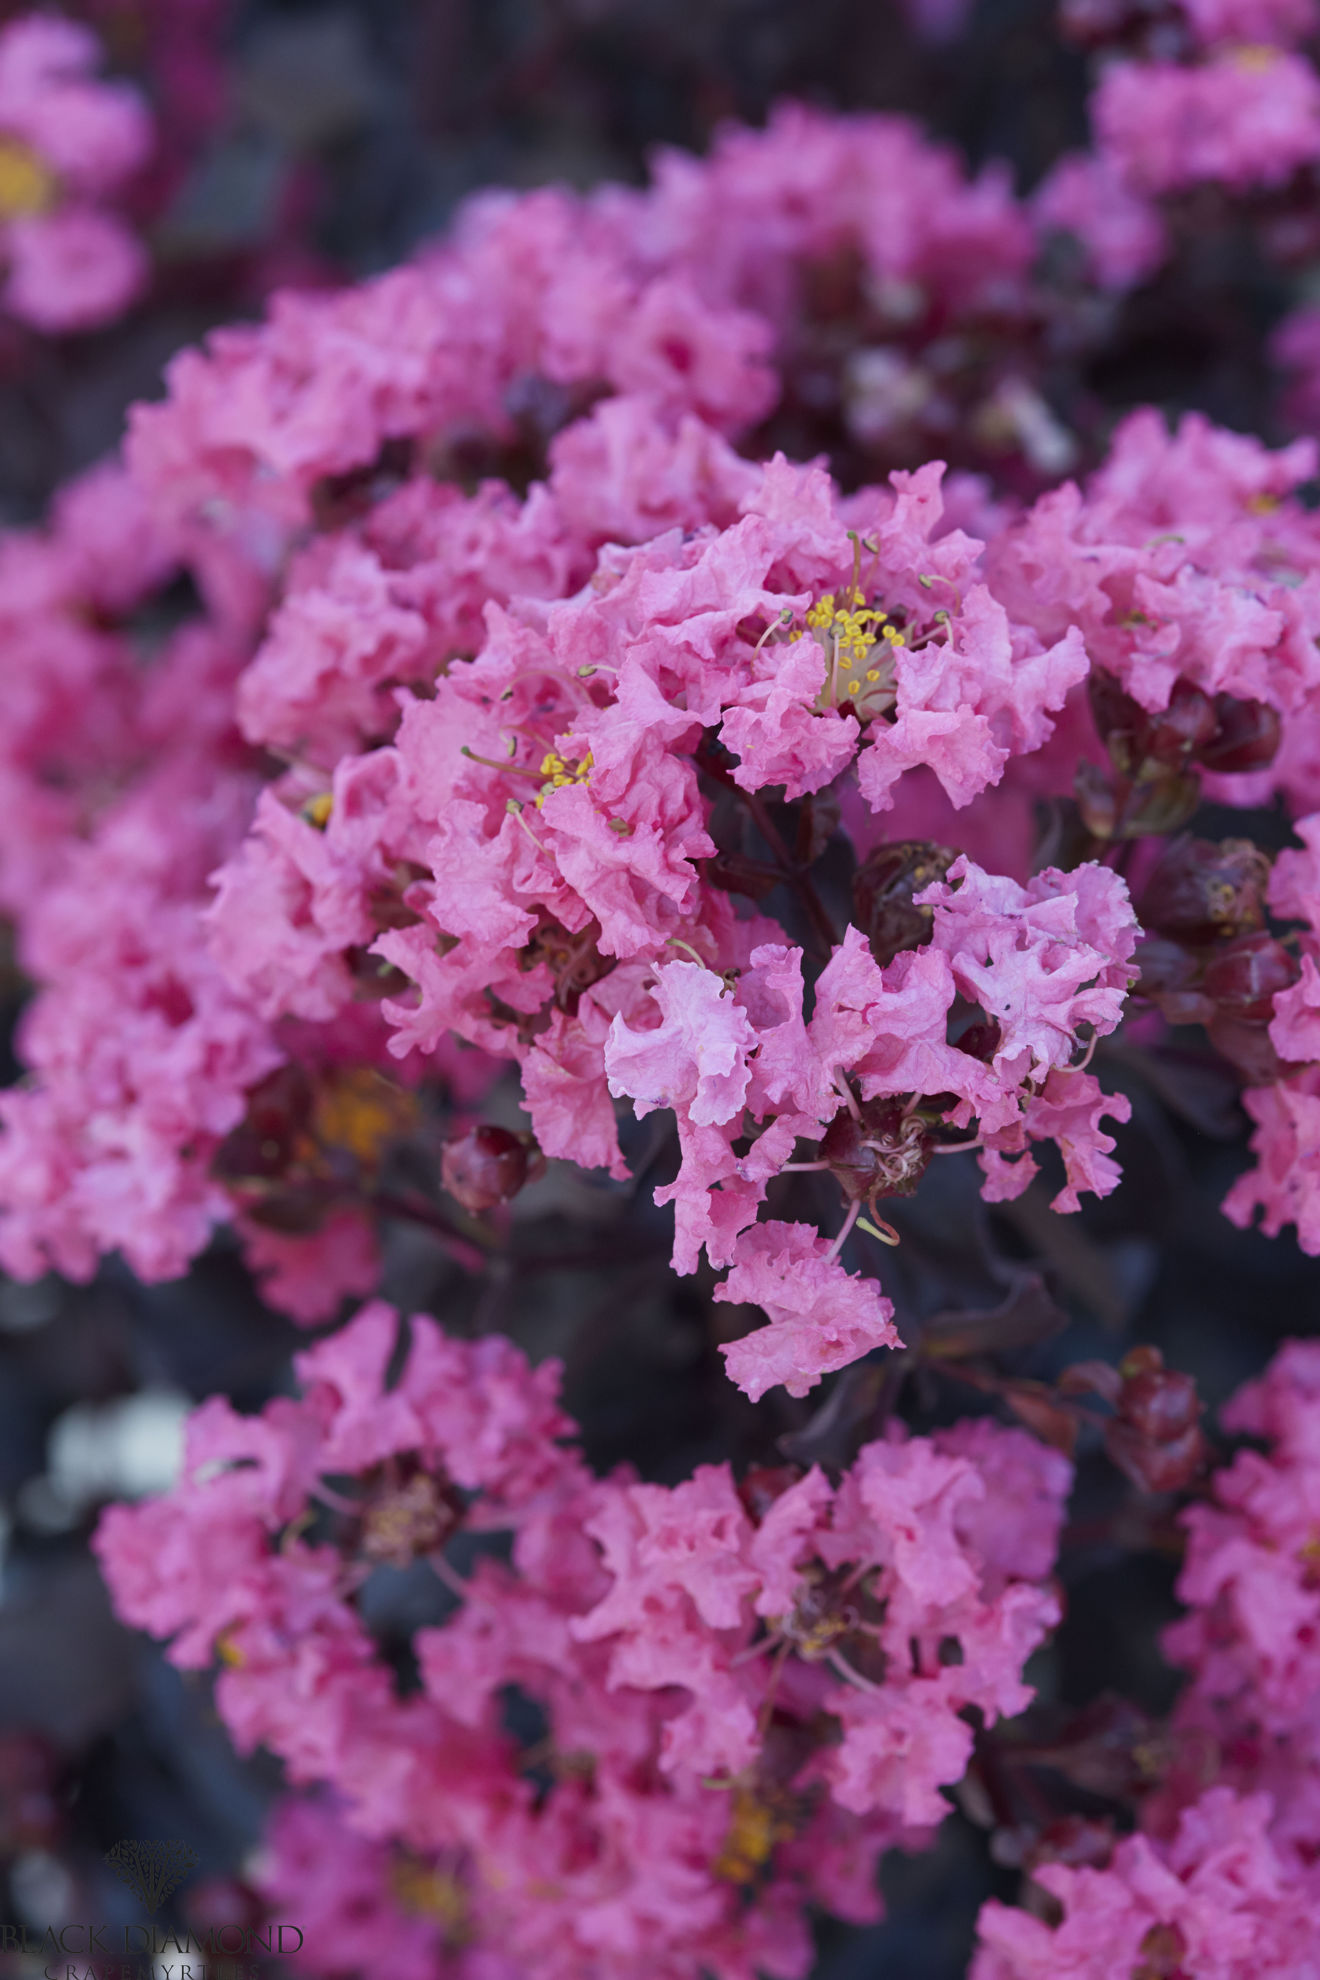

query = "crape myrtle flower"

[
  {"left": 0, "top": 15, "right": 152, "bottom": 331},
  {"left": 96, "top": 1303, "right": 1070, "bottom": 1980}
]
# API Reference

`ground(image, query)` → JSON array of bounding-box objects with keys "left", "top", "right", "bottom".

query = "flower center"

[
  {"left": 788, "top": 585, "right": 904, "bottom": 718},
  {"left": 536, "top": 748, "right": 593, "bottom": 807},
  {"left": 0, "top": 136, "right": 58, "bottom": 220}
]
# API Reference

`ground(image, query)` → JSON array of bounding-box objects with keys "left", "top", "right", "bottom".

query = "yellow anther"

[
  {"left": 534, "top": 747, "right": 592, "bottom": 808},
  {"left": 300, "top": 791, "right": 333, "bottom": 830},
  {"left": 313, "top": 1067, "right": 417, "bottom": 1169},
  {"left": 771, "top": 578, "right": 904, "bottom": 718}
]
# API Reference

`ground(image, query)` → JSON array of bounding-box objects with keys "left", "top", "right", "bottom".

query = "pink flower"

[
  {"left": 604, "top": 959, "right": 756, "bottom": 1127},
  {"left": 0, "top": 15, "right": 152, "bottom": 332},
  {"left": 1222, "top": 1070, "right": 1320, "bottom": 1254},
  {"left": 980, "top": 1067, "right": 1133, "bottom": 1213},
  {"left": 1177, "top": 0, "right": 1318, "bottom": 46},
  {"left": 238, "top": 1208, "right": 381, "bottom": 1326},
  {"left": 973, "top": 1789, "right": 1320, "bottom": 1980},
  {"left": 1093, "top": 50, "right": 1320, "bottom": 196},
  {"left": 1032, "top": 153, "right": 1167, "bottom": 291},
  {"left": 918, "top": 856, "right": 1139, "bottom": 1079},
  {"left": 714, "top": 1221, "right": 902, "bottom": 1402},
  {"left": 828, "top": 1678, "right": 975, "bottom": 1825},
  {"left": 4, "top": 206, "right": 146, "bottom": 332}
]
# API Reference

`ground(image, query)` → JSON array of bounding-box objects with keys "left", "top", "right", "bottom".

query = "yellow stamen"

[
  {"left": 312, "top": 1067, "right": 417, "bottom": 1169},
  {"left": 300, "top": 791, "right": 333, "bottom": 830},
  {"left": 534, "top": 748, "right": 592, "bottom": 808}
]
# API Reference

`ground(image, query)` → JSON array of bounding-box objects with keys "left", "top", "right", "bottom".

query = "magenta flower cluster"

[
  {"left": 0, "top": 2, "right": 1318, "bottom": 1964},
  {"left": 95, "top": 1300, "right": 1070, "bottom": 1977}
]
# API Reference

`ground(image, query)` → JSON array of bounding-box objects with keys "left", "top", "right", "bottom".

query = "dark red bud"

[
  {"left": 441, "top": 1124, "right": 543, "bottom": 1213},
  {"left": 1134, "top": 938, "right": 1216, "bottom": 1024},
  {"left": 704, "top": 850, "right": 781, "bottom": 902},
  {"left": 1202, "top": 932, "right": 1300, "bottom": 1022},
  {"left": 953, "top": 1018, "right": 1002, "bottom": 1062},
  {"left": 1088, "top": 669, "right": 1143, "bottom": 748},
  {"left": 1119, "top": 1368, "right": 1201, "bottom": 1441},
  {"left": 852, "top": 841, "right": 958, "bottom": 967},
  {"left": 1106, "top": 1419, "right": 1208, "bottom": 1495},
  {"left": 1197, "top": 693, "right": 1281, "bottom": 774},
  {"left": 1150, "top": 680, "right": 1218, "bottom": 767},
  {"left": 1059, "top": 1358, "right": 1123, "bottom": 1405},
  {"left": 1136, "top": 837, "right": 1270, "bottom": 945},
  {"left": 1089, "top": 672, "right": 1215, "bottom": 771}
]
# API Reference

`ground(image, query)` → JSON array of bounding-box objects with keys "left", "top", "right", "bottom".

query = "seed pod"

[
  {"left": 441, "top": 1124, "right": 544, "bottom": 1213},
  {"left": 1136, "top": 836, "right": 1269, "bottom": 945},
  {"left": 819, "top": 1095, "right": 931, "bottom": 1199},
  {"left": 852, "top": 840, "right": 957, "bottom": 967}
]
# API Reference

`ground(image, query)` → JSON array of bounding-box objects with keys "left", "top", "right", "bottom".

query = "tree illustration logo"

[{"left": 104, "top": 1839, "right": 200, "bottom": 1914}]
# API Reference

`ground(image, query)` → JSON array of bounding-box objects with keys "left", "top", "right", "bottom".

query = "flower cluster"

[
  {"left": 1161, "top": 1340, "right": 1320, "bottom": 1864},
  {"left": 974, "top": 1340, "right": 1320, "bottom": 1970},
  {"left": 0, "top": 14, "right": 151, "bottom": 331},
  {"left": 973, "top": 1786, "right": 1320, "bottom": 1980},
  {"left": 94, "top": 1300, "right": 1070, "bottom": 1980},
  {"left": 0, "top": 0, "right": 1312, "bottom": 1962},
  {"left": 3, "top": 88, "right": 1320, "bottom": 1401}
]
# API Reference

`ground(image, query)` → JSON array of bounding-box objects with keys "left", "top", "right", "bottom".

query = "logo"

[{"left": 104, "top": 1840, "right": 200, "bottom": 1916}]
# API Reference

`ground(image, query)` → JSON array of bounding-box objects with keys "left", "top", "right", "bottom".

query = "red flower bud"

[
  {"left": 1118, "top": 1367, "right": 1200, "bottom": 1441},
  {"left": 1090, "top": 671, "right": 1216, "bottom": 772},
  {"left": 1136, "top": 837, "right": 1270, "bottom": 946},
  {"left": 1106, "top": 1419, "right": 1209, "bottom": 1495},
  {"left": 441, "top": 1125, "right": 544, "bottom": 1213},
  {"left": 1197, "top": 693, "right": 1281, "bottom": 774},
  {"left": 1202, "top": 932, "right": 1300, "bottom": 1022}
]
